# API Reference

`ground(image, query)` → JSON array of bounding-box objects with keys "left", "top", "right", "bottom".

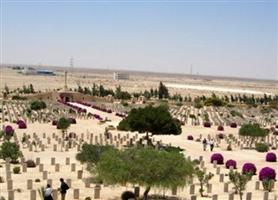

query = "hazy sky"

[{"left": 1, "top": 0, "right": 277, "bottom": 80}]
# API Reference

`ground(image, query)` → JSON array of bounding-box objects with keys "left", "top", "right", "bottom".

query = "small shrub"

[
  {"left": 192, "top": 159, "right": 200, "bottom": 165},
  {"left": 262, "top": 178, "right": 275, "bottom": 192},
  {"left": 255, "top": 143, "right": 269, "bottom": 152},
  {"left": 203, "top": 122, "right": 211, "bottom": 128},
  {"left": 266, "top": 152, "right": 277, "bottom": 162},
  {"left": 4, "top": 125, "right": 14, "bottom": 136},
  {"left": 230, "top": 122, "right": 237, "bottom": 128},
  {"left": 217, "top": 133, "right": 224, "bottom": 139},
  {"left": 26, "top": 160, "right": 36, "bottom": 168},
  {"left": 13, "top": 166, "right": 21, "bottom": 174},
  {"left": 227, "top": 144, "right": 232, "bottom": 151},
  {"left": 35, "top": 179, "right": 41, "bottom": 182},
  {"left": 225, "top": 159, "right": 237, "bottom": 169},
  {"left": 121, "top": 191, "right": 135, "bottom": 200},
  {"left": 217, "top": 125, "right": 224, "bottom": 131},
  {"left": 210, "top": 153, "right": 224, "bottom": 164},
  {"left": 84, "top": 197, "right": 92, "bottom": 200},
  {"left": 259, "top": 167, "right": 276, "bottom": 181},
  {"left": 242, "top": 163, "right": 257, "bottom": 175},
  {"left": 187, "top": 135, "right": 194, "bottom": 140}
]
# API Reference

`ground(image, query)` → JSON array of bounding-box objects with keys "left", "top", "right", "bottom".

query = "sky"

[{"left": 1, "top": 0, "right": 277, "bottom": 80}]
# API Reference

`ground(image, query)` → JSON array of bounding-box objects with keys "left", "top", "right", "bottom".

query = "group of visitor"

[
  {"left": 44, "top": 178, "right": 70, "bottom": 200},
  {"left": 202, "top": 138, "right": 214, "bottom": 151}
]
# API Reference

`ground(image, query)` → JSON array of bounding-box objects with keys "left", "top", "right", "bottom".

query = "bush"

[
  {"left": 255, "top": 143, "right": 269, "bottom": 152},
  {"left": 210, "top": 153, "right": 224, "bottom": 164},
  {"left": 217, "top": 133, "right": 224, "bottom": 139},
  {"left": 217, "top": 125, "right": 224, "bottom": 131},
  {"left": 259, "top": 167, "right": 276, "bottom": 181},
  {"left": 0, "top": 141, "right": 22, "bottom": 162},
  {"left": 52, "top": 120, "right": 57, "bottom": 126},
  {"left": 121, "top": 191, "right": 135, "bottom": 200},
  {"left": 225, "top": 159, "right": 237, "bottom": 169},
  {"left": 4, "top": 125, "right": 14, "bottom": 136},
  {"left": 85, "top": 197, "right": 92, "bottom": 200},
  {"left": 12, "top": 95, "right": 27, "bottom": 100},
  {"left": 17, "top": 120, "right": 27, "bottom": 129},
  {"left": 187, "top": 135, "right": 194, "bottom": 140},
  {"left": 242, "top": 163, "right": 257, "bottom": 175},
  {"left": 57, "top": 117, "right": 71, "bottom": 131},
  {"left": 230, "top": 122, "right": 237, "bottom": 128},
  {"left": 203, "top": 122, "right": 211, "bottom": 128},
  {"left": 30, "top": 100, "right": 46, "bottom": 110},
  {"left": 26, "top": 160, "right": 36, "bottom": 168},
  {"left": 117, "top": 105, "right": 181, "bottom": 135},
  {"left": 76, "top": 144, "right": 115, "bottom": 165},
  {"left": 13, "top": 166, "right": 21, "bottom": 174},
  {"left": 226, "top": 144, "right": 232, "bottom": 151},
  {"left": 266, "top": 152, "right": 277, "bottom": 162}
]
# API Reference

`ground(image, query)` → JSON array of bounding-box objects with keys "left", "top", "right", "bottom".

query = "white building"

[{"left": 113, "top": 72, "right": 129, "bottom": 80}]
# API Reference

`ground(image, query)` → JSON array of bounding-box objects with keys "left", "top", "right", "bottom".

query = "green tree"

[
  {"left": 158, "top": 82, "right": 169, "bottom": 99},
  {"left": 57, "top": 117, "right": 71, "bottom": 136},
  {"left": 96, "top": 147, "right": 194, "bottom": 200},
  {"left": 0, "top": 141, "right": 22, "bottom": 162},
  {"left": 117, "top": 105, "right": 181, "bottom": 135},
  {"left": 30, "top": 100, "right": 46, "bottom": 110},
  {"left": 195, "top": 167, "right": 214, "bottom": 197},
  {"left": 229, "top": 171, "right": 252, "bottom": 200},
  {"left": 76, "top": 144, "right": 114, "bottom": 168},
  {"left": 239, "top": 123, "right": 268, "bottom": 147}
]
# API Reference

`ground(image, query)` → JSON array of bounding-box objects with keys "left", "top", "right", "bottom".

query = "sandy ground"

[
  {"left": 0, "top": 102, "right": 278, "bottom": 200},
  {"left": 1, "top": 68, "right": 277, "bottom": 98}
]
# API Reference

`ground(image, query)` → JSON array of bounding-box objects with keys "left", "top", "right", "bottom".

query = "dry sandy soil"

[{"left": 1, "top": 67, "right": 277, "bottom": 97}]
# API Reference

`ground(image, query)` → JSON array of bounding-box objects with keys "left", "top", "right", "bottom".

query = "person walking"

[
  {"left": 202, "top": 138, "right": 207, "bottom": 151},
  {"left": 59, "top": 178, "right": 69, "bottom": 200},
  {"left": 210, "top": 139, "right": 215, "bottom": 151},
  {"left": 44, "top": 184, "right": 53, "bottom": 200}
]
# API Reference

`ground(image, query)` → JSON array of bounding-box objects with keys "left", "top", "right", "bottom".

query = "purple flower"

[
  {"left": 187, "top": 135, "right": 194, "bottom": 140},
  {"left": 259, "top": 167, "right": 276, "bottom": 181},
  {"left": 266, "top": 152, "right": 277, "bottom": 162},
  {"left": 242, "top": 163, "right": 257, "bottom": 175},
  {"left": 18, "top": 120, "right": 27, "bottom": 129},
  {"left": 210, "top": 153, "right": 224, "bottom": 164},
  {"left": 4, "top": 125, "right": 14, "bottom": 136},
  {"left": 225, "top": 159, "right": 237, "bottom": 169}
]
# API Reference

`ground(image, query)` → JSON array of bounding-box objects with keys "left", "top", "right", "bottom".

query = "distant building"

[
  {"left": 21, "top": 67, "right": 55, "bottom": 76},
  {"left": 37, "top": 69, "right": 55, "bottom": 76},
  {"left": 22, "top": 67, "right": 37, "bottom": 75},
  {"left": 113, "top": 72, "right": 129, "bottom": 80}
]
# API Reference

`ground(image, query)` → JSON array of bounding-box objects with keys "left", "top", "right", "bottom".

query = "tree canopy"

[
  {"left": 96, "top": 147, "right": 194, "bottom": 199},
  {"left": 158, "top": 82, "right": 169, "bottom": 99},
  {"left": 117, "top": 105, "right": 181, "bottom": 135},
  {"left": 0, "top": 141, "right": 22, "bottom": 162},
  {"left": 30, "top": 100, "right": 46, "bottom": 110},
  {"left": 239, "top": 123, "right": 268, "bottom": 138},
  {"left": 76, "top": 143, "right": 115, "bottom": 165},
  {"left": 57, "top": 117, "right": 71, "bottom": 133}
]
